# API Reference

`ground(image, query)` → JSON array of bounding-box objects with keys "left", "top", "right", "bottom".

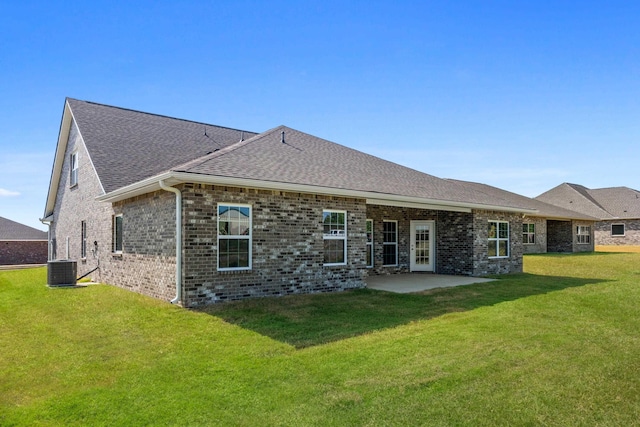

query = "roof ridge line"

[{"left": 66, "top": 97, "right": 257, "bottom": 135}]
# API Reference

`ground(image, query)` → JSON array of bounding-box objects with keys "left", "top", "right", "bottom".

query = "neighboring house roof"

[
  {"left": 0, "top": 217, "right": 48, "bottom": 240},
  {"left": 536, "top": 183, "right": 640, "bottom": 220},
  {"left": 46, "top": 98, "right": 540, "bottom": 217},
  {"left": 446, "top": 180, "right": 598, "bottom": 221}
]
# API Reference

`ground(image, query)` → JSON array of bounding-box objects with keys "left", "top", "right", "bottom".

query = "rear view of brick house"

[{"left": 44, "top": 98, "right": 584, "bottom": 307}]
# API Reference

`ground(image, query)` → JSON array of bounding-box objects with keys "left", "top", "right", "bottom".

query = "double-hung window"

[
  {"left": 522, "top": 223, "right": 535, "bottom": 244},
  {"left": 383, "top": 220, "right": 398, "bottom": 266},
  {"left": 81, "top": 220, "right": 87, "bottom": 259},
  {"left": 366, "top": 219, "right": 374, "bottom": 268},
  {"left": 576, "top": 225, "right": 591, "bottom": 244},
  {"left": 611, "top": 224, "right": 625, "bottom": 236},
  {"left": 113, "top": 215, "right": 123, "bottom": 253},
  {"left": 488, "top": 221, "right": 509, "bottom": 258},
  {"left": 70, "top": 152, "right": 79, "bottom": 187},
  {"left": 218, "top": 204, "right": 252, "bottom": 270},
  {"left": 323, "top": 210, "right": 347, "bottom": 265}
]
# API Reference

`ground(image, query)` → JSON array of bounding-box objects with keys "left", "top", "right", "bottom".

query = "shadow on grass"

[{"left": 198, "top": 273, "right": 607, "bottom": 349}]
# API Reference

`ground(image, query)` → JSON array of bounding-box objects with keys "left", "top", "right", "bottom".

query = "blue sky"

[{"left": 1, "top": 1, "right": 639, "bottom": 230}]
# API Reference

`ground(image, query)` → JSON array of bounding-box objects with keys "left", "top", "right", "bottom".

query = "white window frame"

[
  {"left": 81, "top": 220, "right": 87, "bottom": 259},
  {"left": 366, "top": 219, "right": 374, "bottom": 268},
  {"left": 113, "top": 214, "right": 123, "bottom": 254},
  {"left": 217, "top": 203, "right": 252, "bottom": 271},
  {"left": 522, "top": 223, "right": 535, "bottom": 245},
  {"left": 382, "top": 220, "right": 398, "bottom": 266},
  {"left": 611, "top": 224, "right": 625, "bottom": 236},
  {"left": 323, "top": 209, "right": 347, "bottom": 266},
  {"left": 576, "top": 225, "right": 591, "bottom": 244},
  {"left": 70, "top": 151, "right": 79, "bottom": 187},
  {"left": 488, "top": 220, "right": 510, "bottom": 258}
]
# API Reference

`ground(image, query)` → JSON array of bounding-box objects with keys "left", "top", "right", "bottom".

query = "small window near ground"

[
  {"left": 576, "top": 225, "right": 591, "bottom": 244},
  {"left": 611, "top": 224, "right": 625, "bottom": 236},
  {"left": 522, "top": 223, "right": 535, "bottom": 244},
  {"left": 383, "top": 220, "right": 398, "bottom": 266},
  {"left": 323, "top": 210, "right": 347, "bottom": 265},
  {"left": 489, "top": 221, "right": 509, "bottom": 258},
  {"left": 81, "top": 220, "right": 87, "bottom": 259},
  {"left": 366, "top": 219, "right": 373, "bottom": 268},
  {"left": 113, "top": 215, "right": 123, "bottom": 253},
  {"left": 70, "top": 152, "right": 79, "bottom": 187},
  {"left": 218, "top": 204, "right": 252, "bottom": 270}
]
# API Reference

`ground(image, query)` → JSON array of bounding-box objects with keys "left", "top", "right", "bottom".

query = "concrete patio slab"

[{"left": 365, "top": 273, "right": 495, "bottom": 293}]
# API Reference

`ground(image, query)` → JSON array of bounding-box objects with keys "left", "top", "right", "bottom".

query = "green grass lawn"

[{"left": 2, "top": 253, "right": 640, "bottom": 426}]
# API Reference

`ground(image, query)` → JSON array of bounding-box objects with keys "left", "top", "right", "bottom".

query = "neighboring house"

[
  {"left": 536, "top": 183, "right": 640, "bottom": 246},
  {"left": 447, "top": 180, "right": 597, "bottom": 253},
  {"left": 44, "top": 98, "right": 548, "bottom": 307},
  {"left": 0, "top": 216, "right": 48, "bottom": 265}
]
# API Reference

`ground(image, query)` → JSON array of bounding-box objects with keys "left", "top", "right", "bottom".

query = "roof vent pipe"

[
  {"left": 159, "top": 180, "right": 182, "bottom": 305},
  {"left": 281, "top": 130, "right": 285, "bottom": 144}
]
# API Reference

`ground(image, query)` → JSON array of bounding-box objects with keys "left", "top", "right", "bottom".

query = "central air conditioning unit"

[{"left": 47, "top": 260, "right": 77, "bottom": 287}]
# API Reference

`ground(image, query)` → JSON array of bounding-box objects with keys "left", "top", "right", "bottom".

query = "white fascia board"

[
  {"left": 96, "top": 171, "right": 538, "bottom": 214},
  {"left": 43, "top": 101, "right": 73, "bottom": 218}
]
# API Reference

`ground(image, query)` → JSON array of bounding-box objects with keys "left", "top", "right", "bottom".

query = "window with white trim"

[
  {"left": 488, "top": 221, "right": 509, "bottom": 258},
  {"left": 366, "top": 219, "right": 374, "bottom": 268},
  {"left": 611, "top": 224, "right": 625, "bottom": 236},
  {"left": 576, "top": 225, "right": 591, "bottom": 244},
  {"left": 323, "top": 210, "right": 347, "bottom": 265},
  {"left": 383, "top": 220, "right": 398, "bottom": 266},
  {"left": 113, "top": 215, "right": 123, "bottom": 253},
  {"left": 70, "top": 151, "right": 79, "bottom": 187},
  {"left": 81, "top": 220, "right": 87, "bottom": 259},
  {"left": 522, "top": 223, "right": 535, "bottom": 244},
  {"left": 218, "top": 204, "right": 251, "bottom": 270}
]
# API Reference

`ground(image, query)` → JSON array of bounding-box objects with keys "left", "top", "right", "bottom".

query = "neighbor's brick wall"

[
  {"left": 572, "top": 220, "right": 595, "bottom": 253},
  {"left": 472, "top": 210, "right": 523, "bottom": 275},
  {"left": 546, "top": 220, "right": 573, "bottom": 253},
  {"left": 522, "top": 217, "right": 547, "bottom": 254},
  {"left": 0, "top": 241, "right": 48, "bottom": 265},
  {"left": 595, "top": 220, "right": 640, "bottom": 246},
  {"left": 181, "top": 184, "right": 367, "bottom": 306}
]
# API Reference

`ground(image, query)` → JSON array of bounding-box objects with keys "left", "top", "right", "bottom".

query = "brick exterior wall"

[
  {"left": 50, "top": 120, "right": 176, "bottom": 302},
  {"left": 0, "top": 241, "right": 48, "bottom": 265},
  {"left": 572, "top": 220, "right": 596, "bottom": 252},
  {"left": 547, "top": 220, "right": 573, "bottom": 253},
  {"left": 180, "top": 184, "right": 367, "bottom": 306},
  {"left": 472, "top": 210, "right": 523, "bottom": 275},
  {"left": 521, "top": 217, "right": 547, "bottom": 254},
  {"left": 365, "top": 205, "right": 475, "bottom": 276},
  {"left": 595, "top": 219, "right": 640, "bottom": 246}
]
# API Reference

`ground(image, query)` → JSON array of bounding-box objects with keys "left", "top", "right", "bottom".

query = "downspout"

[
  {"left": 39, "top": 217, "right": 52, "bottom": 261},
  {"left": 159, "top": 180, "right": 182, "bottom": 305}
]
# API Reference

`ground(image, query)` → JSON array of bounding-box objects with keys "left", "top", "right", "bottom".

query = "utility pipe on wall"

[{"left": 159, "top": 180, "right": 182, "bottom": 305}]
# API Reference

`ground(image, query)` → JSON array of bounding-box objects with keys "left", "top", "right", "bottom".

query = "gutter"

[
  {"left": 159, "top": 180, "right": 182, "bottom": 305},
  {"left": 98, "top": 171, "right": 539, "bottom": 215}
]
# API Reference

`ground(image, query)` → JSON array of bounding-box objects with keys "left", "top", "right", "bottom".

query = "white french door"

[{"left": 410, "top": 220, "right": 435, "bottom": 272}]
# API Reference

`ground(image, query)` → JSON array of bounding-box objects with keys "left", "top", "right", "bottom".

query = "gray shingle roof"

[
  {"left": 536, "top": 183, "right": 640, "bottom": 220},
  {"left": 0, "top": 217, "right": 47, "bottom": 240},
  {"left": 67, "top": 98, "right": 257, "bottom": 193},
  {"left": 447, "top": 180, "right": 598, "bottom": 220},
  {"left": 175, "top": 125, "right": 534, "bottom": 209}
]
